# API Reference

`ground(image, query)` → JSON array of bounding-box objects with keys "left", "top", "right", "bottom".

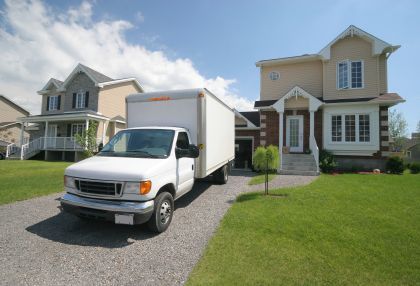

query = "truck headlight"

[
  {"left": 64, "top": 176, "right": 76, "bottom": 189},
  {"left": 124, "top": 181, "right": 152, "bottom": 195}
]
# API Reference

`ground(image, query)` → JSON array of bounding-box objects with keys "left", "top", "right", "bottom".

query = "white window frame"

[
  {"left": 71, "top": 123, "right": 86, "bottom": 137},
  {"left": 76, "top": 90, "right": 86, "bottom": 109},
  {"left": 336, "top": 59, "right": 364, "bottom": 90},
  {"left": 330, "top": 113, "right": 371, "bottom": 144},
  {"left": 48, "top": 95, "right": 59, "bottom": 111}
]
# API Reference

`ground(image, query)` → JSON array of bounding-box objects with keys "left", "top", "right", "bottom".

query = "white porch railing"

[
  {"left": 14, "top": 137, "right": 103, "bottom": 160},
  {"left": 310, "top": 135, "right": 319, "bottom": 173},
  {"left": 6, "top": 143, "right": 20, "bottom": 158}
]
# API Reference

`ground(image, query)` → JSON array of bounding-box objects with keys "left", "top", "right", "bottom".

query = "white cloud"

[{"left": 0, "top": 0, "right": 254, "bottom": 114}]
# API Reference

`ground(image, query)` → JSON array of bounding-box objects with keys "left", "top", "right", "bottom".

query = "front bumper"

[{"left": 60, "top": 193, "right": 154, "bottom": 224}]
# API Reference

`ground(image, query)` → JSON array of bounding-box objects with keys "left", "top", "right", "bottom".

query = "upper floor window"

[
  {"left": 73, "top": 90, "right": 89, "bottom": 109},
  {"left": 48, "top": 95, "right": 60, "bottom": 111},
  {"left": 337, "top": 60, "right": 364, "bottom": 89},
  {"left": 269, "top": 71, "right": 280, "bottom": 81}
]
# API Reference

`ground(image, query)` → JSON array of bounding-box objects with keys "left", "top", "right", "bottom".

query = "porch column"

[
  {"left": 43, "top": 121, "right": 48, "bottom": 149},
  {"left": 279, "top": 111, "right": 284, "bottom": 171},
  {"left": 85, "top": 119, "right": 89, "bottom": 150},
  {"left": 19, "top": 122, "right": 25, "bottom": 147},
  {"left": 102, "top": 120, "right": 108, "bottom": 144},
  {"left": 310, "top": 110, "right": 315, "bottom": 139}
]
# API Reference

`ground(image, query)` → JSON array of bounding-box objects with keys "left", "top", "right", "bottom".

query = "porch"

[
  {"left": 259, "top": 86, "right": 323, "bottom": 175},
  {"left": 7, "top": 111, "right": 125, "bottom": 160}
]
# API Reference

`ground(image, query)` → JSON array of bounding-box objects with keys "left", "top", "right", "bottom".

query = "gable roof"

[
  {"left": 256, "top": 25, "right": 400, "bottom": 66},
  {"left": 239, "top": 111, "right": 260, "bottom": 127},
  {"left": 38, "top": 64, "right": 144, "bottom": 94},
  {"left": 0, "top": 95, "right": 30, "bottom": 116}
]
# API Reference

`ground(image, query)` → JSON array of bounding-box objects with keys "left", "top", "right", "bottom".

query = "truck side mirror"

[{"left": 175, "top": 144, "right": 199, "bottom": 159}]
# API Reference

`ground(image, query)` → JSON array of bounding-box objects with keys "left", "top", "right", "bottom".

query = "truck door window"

[{"left": 176, "top": 132, "right": 189, "bottom": 150}]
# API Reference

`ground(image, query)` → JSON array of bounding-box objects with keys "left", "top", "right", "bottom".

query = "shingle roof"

[
  {"left": 239, "top": 111, "right": 260, "bottom": 127},
  {"left": 80, "top": 64, "right": 113, "bottom": 83},
  {"left": 50, "top": 78, "right": 63, "bottom": 87},
  {"left": 254, "top": 100, "right": 277, "bottom": 108}
]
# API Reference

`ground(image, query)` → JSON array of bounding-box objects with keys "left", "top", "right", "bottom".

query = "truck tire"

[
  {"left": 214, "top": 164, "right": 228, "bottom": 184},
  {"left": 147, "top": 192, "right": 174, "bottom": 233}
]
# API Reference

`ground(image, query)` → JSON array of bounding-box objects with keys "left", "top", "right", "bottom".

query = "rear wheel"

[
  {"left": 214, "top": 164, "right": 228, "bottom": 184},
  {"left": 147, "top": 192, "right": 174, "bottom": 233}
]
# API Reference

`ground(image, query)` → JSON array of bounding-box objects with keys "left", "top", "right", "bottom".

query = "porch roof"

[{"left": 18, "top": 111, "right": 110, "bottom": 123}]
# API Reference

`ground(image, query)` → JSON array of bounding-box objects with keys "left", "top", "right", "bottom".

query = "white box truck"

[{"left": 60, "top": 88, "right": 234, "bottom": 232}]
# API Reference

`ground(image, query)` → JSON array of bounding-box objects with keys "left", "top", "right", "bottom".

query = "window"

[
  {"left": 351, "top": 61, "right": 363, "bottom": 88},
  {"left": 76, "top": 91, "right": 85, "bottom": 109},
  {"left": 359, "top": 114, "right": 370, "bottom": 142},
  {"left": 176, "top": 132, "right": 190, "bottom": 149},
  {"left": 48, "top": 96, "right": 59, "bottom": 111},
  {"left": 331, "top": 115, "right": 342, "bottom": 142},
  {"left": 345, "top": 115, "right": 356, "bottom": 142},
  {"left": 331, "top": 114, "right": 370, "bottom": 143},
  {"left": 338, "top": 61, "right": 349, "bottom": 89},
  {"left": 269, "top": 71, "right": 280, "bottom": 81},
  {"left": 337, "top": 60, "right": 363, "bottom": 89},
  {"left": 71, "top": 123, "right": 85, "bottom": 137}
]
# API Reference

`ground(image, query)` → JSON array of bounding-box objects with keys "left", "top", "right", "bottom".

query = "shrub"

[
  {"left": 409, "top": 163, "right": 420, "bottom": 174},
  {"left": 386, "top": 156, "right": 404, "bottom": 174},
  {"left": 252, "top": 145, "right": 279, "bottom": 173},
  {"left": 319, "top": 149, "right": 337, "bottom": 173}
]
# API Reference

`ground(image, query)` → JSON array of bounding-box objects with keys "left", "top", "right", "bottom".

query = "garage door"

[{"left": 234, "top": 138, "right": 253, "bottom": 169}]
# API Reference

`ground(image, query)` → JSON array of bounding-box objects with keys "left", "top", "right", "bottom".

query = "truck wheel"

[
  {"left": 214, "top": 164, "right": 228, "bottom": 184},
  {"left": 147, "top": 192, "right": 174, "bottom": 233}
]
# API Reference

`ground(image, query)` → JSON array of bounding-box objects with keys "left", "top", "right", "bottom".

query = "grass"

[
  {"left": 248, "top": 173, "right": 276, "bottom": 185},
  {"left": 0, "top": 160, "right": 71, "bottom": 205},
  {"left": 187, "top": 173, "right": 420, "bottom": 286}
]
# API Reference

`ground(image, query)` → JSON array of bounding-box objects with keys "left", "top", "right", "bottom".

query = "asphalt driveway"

[{"left": 0, "top": 171, "right": 316, "bottom": 286}]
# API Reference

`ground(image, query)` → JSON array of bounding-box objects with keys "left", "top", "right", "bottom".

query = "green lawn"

[
  {"left": 0, "top": 160, "right": 71, "bottom": 205},
  {"left": 248, "top": 173, "right": 276, "bottom": 185},
  {"left": 188, "top": 173, "right": 420, "bottom": 286}
]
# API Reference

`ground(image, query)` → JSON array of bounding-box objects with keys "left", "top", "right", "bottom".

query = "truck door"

[{"left": 175, "top": 131, "right": 195, "bottom": 195}]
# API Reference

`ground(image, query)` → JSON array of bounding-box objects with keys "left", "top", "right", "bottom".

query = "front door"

[
  {"left": 175, "top": 131, "right": 195, "bottom": 198},
  {"left": 46, "top": 124, "right": 57, "bottom": 148},
  {"left": 286, "top": 115, "right": 303, "bottom": 153}
]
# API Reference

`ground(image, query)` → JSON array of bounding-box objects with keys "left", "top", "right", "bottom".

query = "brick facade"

[
  {"left": 259, "top": 109, "right": 323, "bottom": 151},
  {"left": 235, "top": 129, "right": 260, "bottom": 149}
]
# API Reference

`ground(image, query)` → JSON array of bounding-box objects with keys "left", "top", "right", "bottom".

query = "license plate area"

[{"left": 115, "top": 213, "right": 134, "bottom": 225}]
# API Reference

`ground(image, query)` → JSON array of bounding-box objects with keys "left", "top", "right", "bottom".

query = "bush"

[
  {"left": 252, "top": 145, "right": 279, "bottom": 172},
  {"left": 386, "top": 156, "right": 404, "bottom": 174},
  {"left": 319, "top": 149, "right": 337, "bottom": 173},
  {"left": 409, "top": 163, "right": 420, "bottom": 174}
]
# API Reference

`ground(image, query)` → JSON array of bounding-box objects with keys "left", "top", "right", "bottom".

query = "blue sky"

[{"left": 2, "top": 0, "right": 419, "bottom": 133}]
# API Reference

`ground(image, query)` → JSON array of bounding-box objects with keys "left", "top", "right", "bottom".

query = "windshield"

[{"left": 98, "top": 129, "right": 175, "bottom": 158}]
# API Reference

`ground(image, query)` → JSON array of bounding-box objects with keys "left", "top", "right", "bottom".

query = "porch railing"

[
  {"left": 309, "top": 135, "right": 319, "bottom": 173},
  {"left": 6, "top": 143, "right": 20, "bottom": 158},
  {"left": 16, "top": 137, "right": 103, "bottom": 160}
]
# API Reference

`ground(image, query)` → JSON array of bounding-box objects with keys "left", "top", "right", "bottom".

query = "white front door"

[
  {"left": 286, "top": 115, "right": 304, "bottom": 153},
  {"left": 46, "top": 124, "right": 57, "bottom": 148}
]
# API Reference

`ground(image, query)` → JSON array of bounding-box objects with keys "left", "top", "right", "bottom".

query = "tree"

[
  {"left": 388, "top": 109, "right": 408, "bottom": 150},
  {"left": 252, "top": 145, "right": 279, "bottom": 195},
  {"left": 75, "top": 120, "right": 99, "bottom": 158}
]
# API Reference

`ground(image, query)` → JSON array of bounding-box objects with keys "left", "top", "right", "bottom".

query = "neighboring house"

[
  {"left": 11, "top": 63, "right": 143, "bottom": 161},
  {"left": 245, "top": 25, "right": 404, "bottom": 174},
  {"left": 404, "top": 133, "right": 420, "bottom": 162},
  {"left": 0, "top": 95, "right": 30, "bottom": 148}
]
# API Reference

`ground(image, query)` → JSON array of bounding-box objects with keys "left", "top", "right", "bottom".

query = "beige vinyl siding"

[
  {"left": 378, "top": 54, "right": 387, "bottom": 94},
  {"left": 98, "top": 82, "right": 141, "bottom": 119},
  {"left": 260, "top": 60, "right": 323, "bottom": 100},
  {"left": 0, "top": 99, "right": 27, "bottom": 122},
  {"left": 323, "top": 36, "right": 379, "bottom": 100},
  {"left": 284, "top": 97, "right": 309, "bottom": 109}
]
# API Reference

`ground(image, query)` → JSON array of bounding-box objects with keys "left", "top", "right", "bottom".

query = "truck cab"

[{"left": 61, "top": 127, "right": 202, "bottom": 232}]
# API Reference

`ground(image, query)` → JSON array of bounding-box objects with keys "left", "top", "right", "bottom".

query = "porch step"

[{"left": 281, "top": 153, "right": 319, "bottom": 176}]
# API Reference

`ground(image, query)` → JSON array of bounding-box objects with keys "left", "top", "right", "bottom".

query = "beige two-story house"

[
  {"left": 249, "top": 25, "right": 404, "bottom": 174},
  {"left": 12, "top": 64, "right": 143, "bottom": 161},
  {"left": 0, "top": 95, "right": 30, "bottom": 149}
]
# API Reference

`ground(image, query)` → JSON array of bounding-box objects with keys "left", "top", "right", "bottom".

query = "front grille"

[{"left": 75, "top": 179, "right": 122, "bottom": 196}]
